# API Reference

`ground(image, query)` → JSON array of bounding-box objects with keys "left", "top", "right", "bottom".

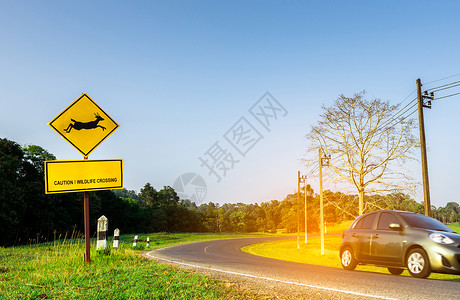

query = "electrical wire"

[
  {"left": 423, "top": 73, "right": 460, "bottom": 86},
  {"left": 375, "top": 75, "right": 460, "bottom": 132},
  {"left": 399, "top": 108, "right": 418, "bottom": 122},
  {"left": 425, "top": 80, "right": 460, "bottom": 93},
  {"left": 376, "top": 99, "right": 417, "bottom": 132},
  {"left": 307, "top": 75, "right": 459, "bottom": 176},
  {"left": 434, "top": 91, "right": 460, "bottom": 101}
]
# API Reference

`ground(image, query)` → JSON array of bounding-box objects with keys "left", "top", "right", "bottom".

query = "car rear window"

[{"left": 399, "top": 212, "right": 454, "bottom": 232}]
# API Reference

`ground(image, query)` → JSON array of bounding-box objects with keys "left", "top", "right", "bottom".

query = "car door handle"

[
  {"left": 372, "top": 234, "right": 379, "bottom": 238},
  {"left": 352, "top": 233, "right": 358, "bottom": 237}
]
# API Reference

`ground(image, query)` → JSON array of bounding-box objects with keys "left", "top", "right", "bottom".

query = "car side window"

[
  {"left": 354, "top": 213, "right": 376, "bottom": 229},
  {"left": 377, "top": 212, "right": 400, "bottom": 230}
]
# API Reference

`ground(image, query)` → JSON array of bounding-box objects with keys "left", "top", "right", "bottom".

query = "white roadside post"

[
  {"left": 133, "top": 235, "right": 138, "bottom": 248},
  {"left": 146, "top": 237, "right": 150, "bottom": 248},
  {"left": 113, "top": 228, "right": 120, "bottom": 249},
  {"left": 96, "top": 215, "right": 108, "bottom": 250}
]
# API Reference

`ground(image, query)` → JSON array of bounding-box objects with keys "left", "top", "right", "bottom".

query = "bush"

[{"left": 96, "top": 247, "right": 112, "bottom": 256}]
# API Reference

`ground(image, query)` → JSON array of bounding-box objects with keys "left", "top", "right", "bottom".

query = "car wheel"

[
  {"left": 341, "top": 247, "right": 357, "bottom": 270},
  {"left": 406, "top": 248, "right": 431, "bottom": 278},
  {"left": 388, "top": 267, "right": 403, "bottom": 275}
]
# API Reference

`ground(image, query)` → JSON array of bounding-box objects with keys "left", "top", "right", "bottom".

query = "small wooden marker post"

[
  {"left": 113, "top": 228, "right": 120, "bottom": 249},
  {"left": 133, "top": 235, "right": 138, "bottom": 248},
  {"left": 96, "top": 215, "right": 108, "bottom": 250}
]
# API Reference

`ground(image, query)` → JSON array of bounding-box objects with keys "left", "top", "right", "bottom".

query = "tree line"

[{"left": 1, "top": 138, "right": 459, "bottom": 247}]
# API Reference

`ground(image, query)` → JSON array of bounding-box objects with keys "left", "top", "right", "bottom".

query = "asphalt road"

[{"left": 145, "top": 237, "right": 460, "bottom": 299}]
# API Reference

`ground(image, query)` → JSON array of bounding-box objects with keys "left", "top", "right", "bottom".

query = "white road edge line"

[{"left": 145, "top": 251, "right": 397, "bottom": 300}]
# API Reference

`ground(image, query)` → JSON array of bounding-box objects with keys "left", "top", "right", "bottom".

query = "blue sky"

[{"left": 1, "top": 1, "right": 460, "bottom": 208}]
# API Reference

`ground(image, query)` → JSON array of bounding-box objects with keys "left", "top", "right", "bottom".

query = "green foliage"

[
  {"left": 96, "top": 247, "right": 112, "bottom": 256},
  {"left": 139, "top": 182, "right": 157, "bottom": 207},
  {"left": 112, "top": 188, "right": 141, "bottom": 202},
  {"left": 132, "top": 244, "right": 146, "bottom": 251},
  {"left": 1, "top": 136, "right": 459, "bottom": 247},
  {"left": 0, "top": 138, "right": 27, "bottom": 244},
  {"left": 0, "top": 239, "right": 265, "bottom": 299}
]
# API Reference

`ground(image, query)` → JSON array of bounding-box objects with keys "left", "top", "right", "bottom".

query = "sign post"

[
  {"left": 47, "top": 93, "right": 121, "bottom": 263},
  {"left": 84, "top": 186, "right": 90, "bottom": 262}
]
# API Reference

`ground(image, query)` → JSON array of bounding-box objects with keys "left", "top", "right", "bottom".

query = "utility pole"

[
  {"left": 417, "top": 78, "right": 433, "bottom": 217},
  {"left": 319, "top": 149, "right": 325, "bottom": 255},
  {"left": 297, "top": 171, "right": 300, "bottom": 249},
  {"left": 318, "top": 149, "right": 331, "bottom": 255},
  {"left": 298, "top": 172, "right": 308, "bottom": 243}
]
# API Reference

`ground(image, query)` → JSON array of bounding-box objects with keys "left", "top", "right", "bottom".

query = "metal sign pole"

[
  {"left": 84, "top": 156, "right": 91, "bottom": 263},
  {"left": 84, "top": 191, "right": 90, "bottom": 262}
]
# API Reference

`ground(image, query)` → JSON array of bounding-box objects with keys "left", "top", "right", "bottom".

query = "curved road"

[{"left": 145, "top": 237, "right": 460, "bottom": 299}]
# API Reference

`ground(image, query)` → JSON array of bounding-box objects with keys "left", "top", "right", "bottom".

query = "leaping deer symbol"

[{"left": 64, "top": 113, "right": 106, "bottom": 133}]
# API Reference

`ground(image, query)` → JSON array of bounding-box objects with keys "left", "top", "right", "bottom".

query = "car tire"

[
  {"left": 341, "top": 247, "right": 357, "bottom": 270},
  {"left": 406, "top": 248, "right": 431, "bottom": 278},
  {"left": 388, "top": 267, "right": 404, "bottom": 275}
]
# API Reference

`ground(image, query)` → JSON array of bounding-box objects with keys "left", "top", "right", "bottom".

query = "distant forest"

[{"left": 1, "top": 137, "right": 459, "bottom": 247}]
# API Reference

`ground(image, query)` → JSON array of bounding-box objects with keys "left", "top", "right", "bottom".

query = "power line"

[
  {"left": 376, "top": 98, "right": 417, "bottom": 132},
  {"left": 399, "top": 108, "right": 418, "bottom": 122},
  {"left": 434, "top": 91, "right": 460, "bottom": 101},
  {"left": 398, "top": 90, "right": 416, "bottom": 107},
  {"left": 425, "top": 80, "right": 460, "bottom": 93},
  {"left": 380, "top": 75, "right": 460, "bottom": 132},
  {"left": 307, "top": 75, "right": 459, "bottom": 178},
  {"left": 423, "top": 73, "right": 460, "bottom": 86}
]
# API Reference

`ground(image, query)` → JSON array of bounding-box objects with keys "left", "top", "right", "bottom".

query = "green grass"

[
  {"left": 242, "top": 222, "right": 460, "bottom": 281},
  {"left": 0, "top": 233, "right": 276, "bottom": 299},
  {"left": 448, "top": 222, "right": 460, "bottom": 233}
]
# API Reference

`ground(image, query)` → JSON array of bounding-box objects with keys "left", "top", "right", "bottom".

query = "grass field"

[
  {"left": 0, "top": 233, "right": 276, "bottom": 299},
  {"left": 448, "top": 222, "right": 460, "bottom": 233},
  {"left": 242, "top": 221, "right": 460, "bottom": 281}
]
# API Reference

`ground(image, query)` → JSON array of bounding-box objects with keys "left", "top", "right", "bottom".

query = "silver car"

[{"left": 340, "top": 210, "right": 460, "bottom": 278}]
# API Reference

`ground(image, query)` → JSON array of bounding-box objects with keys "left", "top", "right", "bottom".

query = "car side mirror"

[{"left": 389, "top": 223, "right": 402, "bottom": 231}]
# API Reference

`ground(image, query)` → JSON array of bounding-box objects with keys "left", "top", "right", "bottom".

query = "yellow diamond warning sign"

[
  {"left": 44, "top": 159, "right": 123, "bottom": 194},
  {"left": 49, "top": 93, "right": 119, "bottom": 157}
]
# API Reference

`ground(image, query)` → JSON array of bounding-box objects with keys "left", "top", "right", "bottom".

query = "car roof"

[{"left": 356, "top": 210, "right": 418, "bottom": 219}]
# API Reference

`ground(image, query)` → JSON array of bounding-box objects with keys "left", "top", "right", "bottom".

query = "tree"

[
  {"left": 306, "top": 92, "right": 417, "bottom": 215},
  {"left": 112, "top": 188, "right": 141, "bottom": 202},
  {"left": 139, "top": 183, "right": 158, "bottom": 207},
  {"left": 199, "top": 202, "right": 219, "bottom": 232},
  {"left": 22, "top": 144, "right": 56, "bottom": 175},
  {"left": 0, "top": 138, "right": 28, "bottom": 244},
  {"left": 156, "top": 186, "right": 180, "bottom": 207}
]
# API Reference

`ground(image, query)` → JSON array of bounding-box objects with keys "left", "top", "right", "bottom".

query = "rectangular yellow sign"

[{"left": 44, "top": 159, "right": 123, "bottom": 194}]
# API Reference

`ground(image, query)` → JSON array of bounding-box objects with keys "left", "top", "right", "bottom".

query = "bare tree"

[{"left": 305, "top": 92, "right": 418, "bottom": 215}]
